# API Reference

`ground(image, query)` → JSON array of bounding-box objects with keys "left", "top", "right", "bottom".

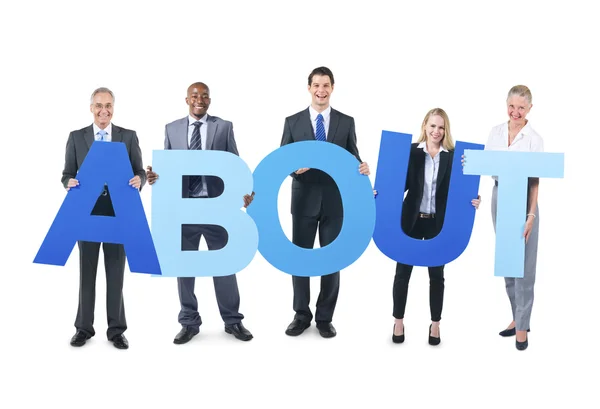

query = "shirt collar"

[
  {"left": 505, "top": 120, "right": 532, "bottom": 137},
  {"left": 418, "top": 141, "right": 448, "bottom": 153},
  {"left": 93, "top": 122, "right": 112, "bottom": 137},
  {"left": 189, "top": 114, "right": 208, "bottom": 125},
  {"left": 309, "top": 105, "right": 331, "bottom": 122}
]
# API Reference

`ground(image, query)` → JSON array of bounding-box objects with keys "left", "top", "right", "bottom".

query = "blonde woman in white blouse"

[{"left": 485, "top": 85, "right": 543, "bottom": 351}]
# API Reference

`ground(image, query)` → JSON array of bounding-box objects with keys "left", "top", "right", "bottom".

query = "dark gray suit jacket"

[
  {"left": 280, "top": 107, "right": 361, "bottom": 218},
  {"left": 61, "top": 124, "right": 146, "bottom": 215},
  {"left": 164, "top": 115, "right": 239, "bottom": 198}
]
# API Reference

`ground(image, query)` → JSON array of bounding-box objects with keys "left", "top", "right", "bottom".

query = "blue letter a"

[
  {"left": 372, "top": 131, "right": 483, "bottom": 266},
  {"left": 34, "top": 142, "right": 161, "bottom": 275}
]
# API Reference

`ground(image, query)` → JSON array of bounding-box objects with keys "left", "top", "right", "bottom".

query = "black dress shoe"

[
  {"left": 316, "top": 322, "right": 337, "bottom": 338},
  {"left": 70, "top": 330, "right": 91, "bottom": 347},
  {"left": 173, "top": 327, "right": 199, "bottom": 345},
  {"left": 111, "top": 334, "right": 129, "bottom": 349},
  {"left": 285, "top": 318, "right": 311, "bottom": 336},
  {"left": 499, "top": 328, "right": 530, "bottom": 337},
  {"left": 428, "top": 324, "right": 441, "bottom": 346},
  {"left": 516, "top": 336, "right": 528, "bottom": 351},
  {"left": 392, "top": 324, "right": 405, "bottom": 344},
  {"left": 225, "top": 322, "right": 253, "bottom": 341}
]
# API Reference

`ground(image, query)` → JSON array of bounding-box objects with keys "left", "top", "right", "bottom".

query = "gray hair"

[
  {"left": 506, "top": 85, "right": 532, "bottom": 105},
  {"left": 90, "top": 87, "right": 115, "bottom": 104}
]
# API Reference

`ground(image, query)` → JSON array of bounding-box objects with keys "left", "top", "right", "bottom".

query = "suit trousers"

[
  {"left": 393, "top": 218, "right": 445, "bottom": 321},
  {"left": 75, "top": 193, "right": 126, "bottom": 340},
  {"left": 76, "top": 241, "right": 127, "bottom": 340},
  {"left": 177, "top": 224, "right": 244, "bottom": 330},
  {"left": 291, "top": 213, "right": 343, "bottom": 323},
  {"left": 491, "top": 184, "right": 539, "bottom": 331}
]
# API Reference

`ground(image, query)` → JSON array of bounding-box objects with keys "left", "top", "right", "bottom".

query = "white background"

[{"left": 1, "top": 1, "right": 598, "bottom": 408}]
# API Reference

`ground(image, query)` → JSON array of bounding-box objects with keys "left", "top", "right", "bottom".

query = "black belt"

[{"left": 419, "top": 213, "right": 435, "bottom": 219}]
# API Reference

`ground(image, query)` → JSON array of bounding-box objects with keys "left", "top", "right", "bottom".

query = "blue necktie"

[
  {"left": 97, "top": 129, "right": 108, "bottom": 141},
  {"left": 315, "top": 113, "right": 326, "bottom": 141},
  {"left": 97, "top": 130, "right": 109, "bottom": 196},
  {"left": 189, "top": 121, "right": 204, "bottom": 196}
]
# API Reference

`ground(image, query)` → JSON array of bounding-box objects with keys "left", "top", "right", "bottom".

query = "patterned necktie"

[
  {"left": 189, "top": 121, "right": 204, "bottom": 196},
  {"left": 189, "top": 121, "right": 202, "bottom": 150},
  {"left": 315, "top": 113, "right": 326, "bottom": 141}
]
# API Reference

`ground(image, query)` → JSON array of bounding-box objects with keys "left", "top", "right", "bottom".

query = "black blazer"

[
  {"left": 61, "top": 124, "right": 146, "bottom": 215},
  {"left": 280, "top": 107, "right": 361, "bottom": 218},
  {"left": 401, "top": 143, "right": 453, "bottom": 236}
]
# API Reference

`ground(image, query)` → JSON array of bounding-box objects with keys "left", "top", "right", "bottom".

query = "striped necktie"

[
  {"left": 189, "top": 121, "right": 204, "bottom": 196},
  {"left": 315, "top": 113, "right": 326, "bottom": 141}
]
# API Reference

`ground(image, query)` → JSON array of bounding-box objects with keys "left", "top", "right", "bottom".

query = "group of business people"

[{"left": 60, "top": 66, "right": 543, "bottom": 352}]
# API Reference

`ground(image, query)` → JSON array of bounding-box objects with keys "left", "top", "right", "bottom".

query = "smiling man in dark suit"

[
  {"left": 63, "top": 87, "right": 146, "bottom": 349},
  {"left": 146, "top": 82, "right": 254, "bottom": 344},
  {"left": 280, "top": 67, "right": 370, "bottom": 338}
]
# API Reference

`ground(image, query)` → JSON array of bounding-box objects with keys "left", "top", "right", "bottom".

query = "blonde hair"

[
  {"left": 417, "top": 108, "right": 455, "bottom": 151},
  {"left": 507, "top": 85, "right": 532, "bottom": 106}
]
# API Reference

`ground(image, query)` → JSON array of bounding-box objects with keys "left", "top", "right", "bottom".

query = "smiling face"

[
  {"left": 507, "top": 94, "right": 532, "bottom": 126},
  {"left": 186, "top": 83, "right": 211, "bottom": 119},
  {"left": 90, "top": 92, "right": 114, "bottom": 129},
  {"left": 308, "top": 74, "right": 334, "bottom": 111},
  {"left": 424, "top": 114, "right": 445, "bottom": 146}
]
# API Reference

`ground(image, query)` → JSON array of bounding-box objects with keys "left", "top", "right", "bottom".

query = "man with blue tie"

[
  {"left": 280, "top": 67, "right": 370, "bottom": 338},
  {"left": 146, "top": 82, "right": 254, "bottom": 344},
  {"left": 62, "top": 87, "right": 146, "bottom": 349}
]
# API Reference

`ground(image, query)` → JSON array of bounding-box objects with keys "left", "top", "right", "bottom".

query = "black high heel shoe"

[
  {"left": 499, "top": 328, "right": 530, "bottom": 337},
  {"left": 516, "top": 335, "right": 528, "bottom": 351},
  {"left": 428, "top": 324, "right": 440, "bottom": 346},
  {"left": 392, "top": 324, "right": 405, "bottom": 344}
]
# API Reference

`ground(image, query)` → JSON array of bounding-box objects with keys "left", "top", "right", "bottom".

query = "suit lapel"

[
  {"left": 299, "top": 108, "right": 313, "bottom": 141},
  {"left": 176, "top": 117, "right": 189, "bottom": 149},
  {"left": 112, "top": 125, "right": 123, "bottom": 143},
  {"left": 327, "top": 109, "right": 340, "bottom": 143},
  {"left": 206, "top": 115, "right": 217, "bottom": 150},
  {"left": 83, "top": 125, "right": 94, "bottom": 150},
  {"left": 435, "top": 150, "right": 450, "bottom": 194},
  {"left": 416, "top": 150, "right": 425, "bottom": 194}
]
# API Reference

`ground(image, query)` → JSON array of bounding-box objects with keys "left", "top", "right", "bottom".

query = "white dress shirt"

[
  {"left": 418, "top": 142, "right": 448, "bottom": 214},
  {"left": 309, "top": 105, "right": 331, "bottom": 139},
  {"left": 187, "top": 114, "right": 208, "bottom": 197},
  {"left": 485, "top": 121, "right": 544, "bottom": 181},
  {"left": 93, "top": 123, "right": 112, "bottom": 142}
]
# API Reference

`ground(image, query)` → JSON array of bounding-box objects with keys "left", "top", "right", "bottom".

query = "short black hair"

[
  {"left": 308, "top": 66, "right": 334, "bottom": 86},
  {"left": 187, "top": 82, "right": 210, "bottom": 94}
]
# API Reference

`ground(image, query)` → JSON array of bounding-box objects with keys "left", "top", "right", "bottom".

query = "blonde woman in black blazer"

[{"left": 390, "top": 108, "right": 480, "bottom": 346}]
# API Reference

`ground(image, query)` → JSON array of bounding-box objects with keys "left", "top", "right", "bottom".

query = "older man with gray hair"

[{"left": 62, "top": 87, "right": 146, "bottom": 349}]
